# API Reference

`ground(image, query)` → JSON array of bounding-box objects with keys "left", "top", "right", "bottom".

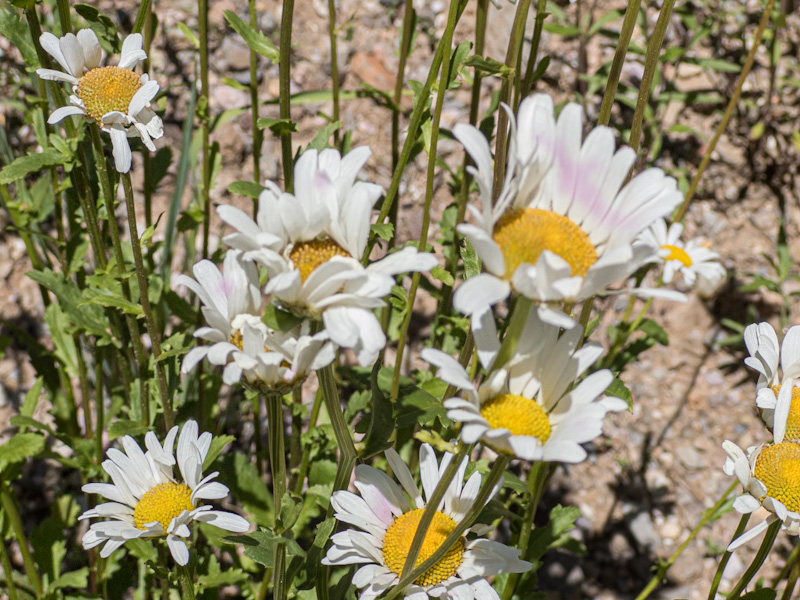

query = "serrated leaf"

[
  {"left": 82, "top": 289, "right": 143, "bottom": 316},
  {"left": 224, "top": 529, "right": 303, "bottom": 567},
  {"left": 74, "top": 4, "right": 121, "bottom": 53},
  {"left": 430, "top": 265, "right": 454, "bottom": 286},
  {"left": 49, "top": 568, "right": 89, "bottom": 591},
  {"left": 228, "top": 180, "right": 266, "bottom": 199},
  {"left": 224, "top": 11, "right": 279, "bottom": 61},
  {"left": 605, "top": 378, "right": 633, "bottom": 411},
  {"left": 257, "top": 117, "right": 298, "bottom": 135},
  {"left": 197, "top": 568, "right": 248, "bottom": 588},
  {"left": 371, "top": 223, "right": 394, "bottom": 241},
  {"left": 0, "top": 433, "right": 45, "bottom": 473},
  {"left": 307, "top": 121, "right": 343, "bottom": 152},
  {"left": 0, "top": 148, "right": 64, "bottom": 184}
]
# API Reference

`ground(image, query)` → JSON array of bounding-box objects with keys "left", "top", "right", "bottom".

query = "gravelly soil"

[{"left": 2, "top": 0, "right": 800, "bottom": 598}]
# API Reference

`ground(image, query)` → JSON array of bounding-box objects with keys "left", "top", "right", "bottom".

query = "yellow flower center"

[
  {"left": 77, "top": 66, "right": 142, "bottom": 122},
  {"left": 661, "top": 244, "right": 692, "bottom": 267},
  {"left": 382, "top": 508, "right": 465, "bottom": 587},
  {"left": 288, "top": 239, "right": 351, "bottom": 283},
  {"left": 480, "top": 394, "right": 551, "bottom": 442},
  {"left": 133, "top": 483, "right": 193, "bottom": 531},
  {"left": 230, "top": 330, "right": 243, "bottom": 349},
  {"left": 771, "top": 385, "right": 800, "bottom": 441},
  {"left": 493, "top": 208, "right": 597, "bottom": 279},
  {"left": 754, "top": 442, "right": 800, "bottom": 513}
]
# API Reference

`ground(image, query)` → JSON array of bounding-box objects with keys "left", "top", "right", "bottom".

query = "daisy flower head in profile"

[
  {"left": 36, "top": 29, "right": 163, "bottom": 173},
  {"left": 635, "top": 219, "right": 726, "bottom": 287},
  {"left": 79, "top": 420, "right": 250, "bottom": 565},
  {"left": 217, "top": 146, "right": 439, "bottom": 366},
  {"left": 322, "top": 443, "right": 531, "bottom": 600},
  {"left": 423, "top": 309, "right": 627, "bottom": 462},
  {"left": 452, "top": 93, "right": 684, "bottom": 330},
  {"left": 743, "top": 322, "right": 800, "bottom": 441}
]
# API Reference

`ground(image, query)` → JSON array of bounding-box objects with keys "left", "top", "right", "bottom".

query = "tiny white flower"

[
  {"left": 80, "top": 420, "right": 250, "bottom": 565},
  {"left": 452, "top": 94, "right": 684, "bottom": 334},
  {"left": 723, "top": 439, "right": 800, "bottom": 551},
  {"left": 37, "top": 29, "right": 163, "bottom": 173},
  {"left": 322, "top": 443, "right": 531, "bottom": 599},
  {"left": 218, "top": 146, "right": 438, "bottom": 366},
  {"left": 636, "top": 219, "right": 726, "bottom": 286},
  {"left": 424, "top": 310, "right": 626, "bottom": 462},
  {"left": 743, "top": 323, "right": 800, "bottom": 442}
]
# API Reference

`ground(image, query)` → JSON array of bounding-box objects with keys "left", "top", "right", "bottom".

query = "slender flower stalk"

[
  {"left": 279, "top": 0, "right": 295, "bottom": 191},
  {"left": 121, "top": 172, "right": 174, "bottom": 428},
  {"left": 250, "top": 0, "right": 263, "bottom": 202},
  {"left": 327, "top": 0, "right": 340, "bottom": 146},
  {"left": 318, "top": 365, "right": 356, "bottom": 494},
  {"left": 179, "top": 565, "right": 196, "bottom": 600},
  {"left": 781, "top": 542, "right": 800, "bottom": 600},
  {"left": 391, "top": 0, "right": 416, "bottom": 170},
  {"left": 520, "top": 0, "right": 548, "bottom": 99},
  {"left": 725, "top": 520, "right": 781, "bottom": 600},
  {"left": 707, "top": 514, "right": 750, "bottom": 600},
  {"left": 628, "top": 0, "right": 675, "bottom": 153},
  {"left": 266, "top": 394, "right": 287, "bottom": 600},
  {"left": 199, "top": 0, "right": 211, "bottom": 258},
  {"left": 0, "top": 484, "right": 42, "bottom": 597},
  {"left": 597, "top": 0, "right": 642, "bottom": 126}
]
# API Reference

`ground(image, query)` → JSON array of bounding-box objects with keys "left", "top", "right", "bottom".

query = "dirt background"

[{"left": 3, "top": 0, "right": 800, "bottom": 598}]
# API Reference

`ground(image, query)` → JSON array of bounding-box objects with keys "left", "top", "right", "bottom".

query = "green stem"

[
  {"left": 726, "top": 520, "right": 782, "bottom": 600},
  {"left": 707, "top": 513, "right": 750, "bottom": 600},
  {"left": 774, "top": 539, "right": 800, "bottom": 587},
  {"left": 398, "top": 444, "right": 470, "bottom": 579},
  {"left": 491, "top": 0, "right": 532, "bottom": 201},
  {"left": 493, "top": 296, "right": 532, "bottom": 370},
  {"left": 674, "top": 0, "right": 775, "bottom": 223},
  {"left": 198, "top": 0, "right": 211, "bottom": 258},
  {"left": 0, "top": 484, "right": 42, "bottom": 596},
  {"left": 392, "top": 0, "right": 415, "bottom": 169},
  {"left": 95, "top": 346, "right": 106, "bottom": 461},
  {"left": 597, "top": 0, "right": 642, "bottom": 126},
  {"left": 327, "top": 0, "right": 341, "bottom": 146},
  {"left": 288, "top": 387, "right": 303, "bottom": 491},
  {"left": 249, "top": 0, "right": 263, "bottom": 207},
  {"left": 292, "top": 389, "right": 322, "bottom": 495},
  {"left": 279, "top": 0, "right": 295, "bottom": 192},
  {"left": 132, "top": 0, "right": 153, "bottom": 35},
  {"left": 368, "top": 0, "right": 468, "bottom": 260},
  {"left": 178, "top": 564, "right": 196, "bottom": 600},
  {"left": 88, "top": 125, "right": 151, "bottom": 427},
  {"left": 520, "top": 0, "right": 548, "bottom": 99},
  {"left": 75, "top": 333, "right": 93, "bottom": 440},
  {"left": 780, "top": 541, "right": 800, "bottom": 600},
  {"left": 628, "top": 0, "right": 675, "bottom": 153},
  {"left": 55, "top": 0, "right": 72, "bottom": 34},
  {"left": 266, "top": 394, "right": 287, "bottom": 600},
  {"left": 634, "top": 480, "right": 739, "bottom": 600},
  {"left": 602, "top": 294, "right": 654, "bottom": 369},
  {"left": 0, "top": 513, "right": 20, "bottom": 600},
  {"left": 386, "top": 455, "right": 509, "bottom": 600},
  {"left": 318, "top": 364, "right": 357, "bottom": 494},
  {"left": 121, "top": 172, "right": 173, "bottom": 428}
]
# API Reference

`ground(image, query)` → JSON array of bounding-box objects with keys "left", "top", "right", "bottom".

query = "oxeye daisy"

[
  {"left": 423, "top": 310, "right": 626, "bottom": 462},
  {"left": 744, "top": 323, "right": 800, "bottom": 441},
  {"left": 217, "top": 146, "right": 438, "bottom": 366},
  {"left": 322, "top": 444, "right": 531, "bottom": 599},
  {"left": 452, "top": 93, "right": 683, "bottom": 329},
  {"left": 636, "top": 219, "right": 725, "bottom": 286},
  {"left": 79, "top": 420, "right": 250, "bottom": 565},
  {"left": 36, "top": 29, "right": 163, "bottom": 173},
  {"left": 723, "top": 439, "right": 800, "bottom": 550}
]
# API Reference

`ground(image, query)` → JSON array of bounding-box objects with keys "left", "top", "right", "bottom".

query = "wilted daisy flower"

[
  {"left": 322, "top": 444, "right": 531, "bottom": 599},
  {"left": 722, "top": 438, "right": 800, "bottom": 550},
  {"left": 36, "top": 29, "right": 162, "bottom": 172},
  {"left": 218, "top": 146, "right": 438, "bottom": 365},
  {"left": 80, "top": 420, "right": 249, "bottom": 565},
  {"left": 744, "top": 323, "right": 800, "bottom": 441},
  {"left": 636, "top": 219, "right": 725, "bottom": 286},
  {"left": 452, "top": 94, "right": 683, "bottom": 329},
  {"left": 423, "top": 310, "right": 626, "bottom": 462}
]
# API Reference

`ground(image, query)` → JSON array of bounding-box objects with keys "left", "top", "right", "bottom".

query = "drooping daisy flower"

[
  {"left": 635, "top": 219, "right": 725, "bottom": 286},
  {"left": 80, "top": 420, "right": 250, "bottom": 565},
  {"left": 722, "top": 439, "right": 800, "bottom": 550},
  {"left": 322, "top": 444, "right": 531, "bottom": 599},
  {"left": 36, "top": 29, "right": 163, "bottom": 172},
  {"left": 217, "top": 146, "right": 438, "bottom": 366},
  {"left": 423, "top": 310, "right": 626, "bottom": 462},
  {"left": 744, "top": 323, "right": 800, "bottom": 441},
  {"left": 452, "top": 94, "right": 683, "bottom": 330}
]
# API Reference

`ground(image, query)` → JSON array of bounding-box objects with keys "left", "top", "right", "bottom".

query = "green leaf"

[
  {"left": 263, "top": 304, "right": 303, "bottom": 332},
  {"left": 0, "top": 433, "right": 45, "bottom": 474},
  {"left": 430, "top": 265, "right": 454, "bottom": 286},
  {"left": 0, "top": 148, "right": 64, "bottom": 184},
  {"left": 225, "top": 529, "right": 303, "bottom": 567},
  {"left": 741, "top": 590, "right": 777, "bottom": 600},
  {"left": 461, "top": 239, "right": 481, "bottom": 279},
  {"left": 74, "top": 4, "right": 121, "bottom": 53},
  {"left": 370, "top": 223, "right": 394, "bottom": 241},
  {"left": 82, "top": 289, "right": 144, "bottom": 316},
  {"left": 21, "top": 377, "right": 44, "bottom": 419},
  {"left": 695, "top": 57, "right": 741, "bottom": 73},
  {"left": 0, "top": 3, "right": 37, "bottom": 69},
  {"left": 605, "top": 378, "right": 633, "bottom": 411},
  {"left": 219, "top": 452, "right": 273, "bottom": 527},
  {"left": 108, "top": 419, "right": 149, "bottom": 440},
  {"left": 257, "top": 117, "right": 298, "bottom": 135},
  {"left": 203, "top": 434, "right": 235, "bottom": 471},
  {"left": 224, "top": 11, "right": 279, "bottom": 61},
  {"left": 637, "top": 318, "right": 669, "bottom": 345},
  {"left": 527, "top": 505, "right": 585, "bottom": 563},
  {"left": 50, "top": 568, "right": 89, "bottom": 591},
  {"left": 228, "top": 180, "right": 266, "bottom": 199},
  {"left": 307, "top": 121, "right": 343, "bottom": 152},
  {"left": 361, "top": 364, "right": 396, "bottom": 459},
  {"left": 177, "top": 22, "right": 200, "bottom": 48},
  {"left": 463, "top": 55, "right": 509, "bottom": 76}
]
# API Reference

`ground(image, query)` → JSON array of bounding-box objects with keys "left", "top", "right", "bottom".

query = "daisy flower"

[
  {"left": 423, "top": 310, "right": 626, "bottom": 462},
  {"left": 722, "top": 439, "right": 800, "bottom": 550},
  {"left": 744, "top": 323, "right": 800, "bottom": 441},
  {"left": 322, "top": 443, "right": 531, "bottom": 599},
  {"left": 36, "top": 29, "right": 163, "bottom": 173},
  {"left": 217, "top": 146, "right": 438, "bottom": 366},
  {"left": 80, "top": 420, "right": 250, "bottom": 565},
  {"left": 635, "top": 219, "right": 725, "bottom": 286},
  {"left": 452, "top": 94, "right": 683, "bottom": 330}
]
